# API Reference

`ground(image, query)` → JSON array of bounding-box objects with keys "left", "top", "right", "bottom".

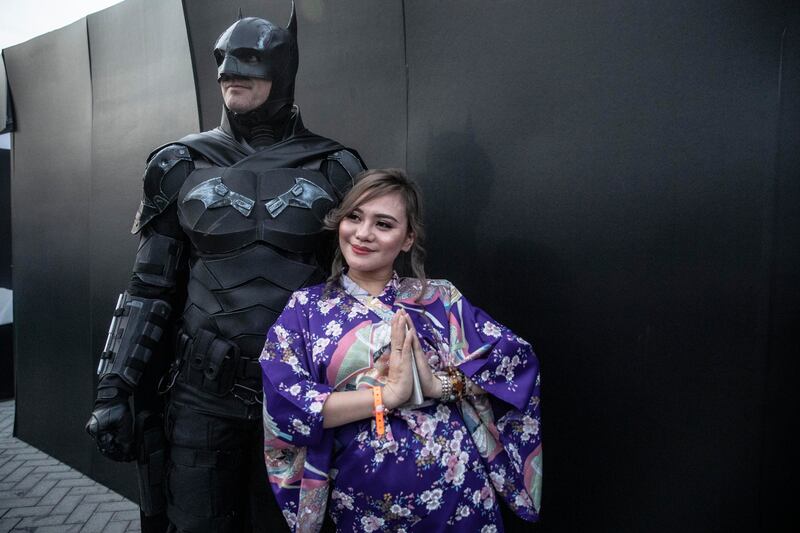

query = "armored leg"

[{"left": 164, "top": 401, "right": 288, "bottom": 533}]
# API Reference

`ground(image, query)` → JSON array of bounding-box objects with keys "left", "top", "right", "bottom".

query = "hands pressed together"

[{"left": 382, "top": 309, "right": 441, "bottom": 410}]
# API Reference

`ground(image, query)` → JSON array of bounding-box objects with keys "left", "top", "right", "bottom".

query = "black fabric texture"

[{"left": 164, "top": 401, "right": 289, "bottom": 533}]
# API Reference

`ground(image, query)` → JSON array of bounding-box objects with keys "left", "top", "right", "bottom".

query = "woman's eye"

[
  {"left": 376, "top": 221, "right": 393, "bottom": 229},
  {"left": 346, "top": 213, "right": 360, "bottom": 221}
]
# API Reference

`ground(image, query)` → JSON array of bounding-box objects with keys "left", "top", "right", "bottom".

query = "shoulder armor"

[
  {"left": 323, "top": 149, "right": 366, "bottom": 200},
  {"left": 131, "top": 144, "right": 194, "bottom": 234}
]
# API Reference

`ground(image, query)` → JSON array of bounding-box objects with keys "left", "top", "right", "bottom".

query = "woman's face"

[{"left": 338, "top": 191, "right": 414, "bottom": 281}]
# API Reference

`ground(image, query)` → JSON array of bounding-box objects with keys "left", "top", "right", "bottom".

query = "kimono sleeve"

[
  {"left": 448, "top": 285, "right": 539, "bottom": 411},
  {"left": 447, "top": 283, "right": 543, "bottom": 520},
  {"left": 260, "top": 290, "right": 334, "bottom": 532},
  {"left": 259, "top": 291, "right": 333, "bottom": 448}
]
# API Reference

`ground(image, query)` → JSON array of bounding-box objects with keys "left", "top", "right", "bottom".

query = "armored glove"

[{"left": 86, "top": 378, "right": 135, "bottom": 462}]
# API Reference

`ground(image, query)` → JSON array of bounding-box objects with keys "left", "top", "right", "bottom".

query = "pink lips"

[{"left": 351, "top": 244, "right": 373, "bottom": 255}]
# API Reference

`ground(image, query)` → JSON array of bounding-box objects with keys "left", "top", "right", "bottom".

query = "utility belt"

[{"left": 161, "top": 329, "right": 263, "bottom": 407}]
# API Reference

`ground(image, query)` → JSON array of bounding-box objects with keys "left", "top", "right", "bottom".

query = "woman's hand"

[
  {"left": 382, "top": 310, "right": 414, "bottom": 409},
  {"left": 402, "top": 313, "right": 442, "bottom": 400}
]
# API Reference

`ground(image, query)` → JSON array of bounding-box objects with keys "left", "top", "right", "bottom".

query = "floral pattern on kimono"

[{"left": 260, "top": 274, "right": 543, "bottom": 532}]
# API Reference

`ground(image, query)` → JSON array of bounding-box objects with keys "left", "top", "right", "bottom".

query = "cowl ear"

[{"left": 286, "top": 1, "right": 297, "bottom": 38}]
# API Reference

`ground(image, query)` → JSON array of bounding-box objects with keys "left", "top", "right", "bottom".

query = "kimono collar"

[{"left": 340, "top": 272, "right": 400, "bottom": 307}]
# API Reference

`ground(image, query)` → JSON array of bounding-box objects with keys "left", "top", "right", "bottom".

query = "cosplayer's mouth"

[{"left": 351, "top": 244, "right": 373, "bottom": 255}]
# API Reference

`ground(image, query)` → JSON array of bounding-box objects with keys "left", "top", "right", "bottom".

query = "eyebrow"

[{"left": 352, "top": 207, "right": 400, "bottom": 223}]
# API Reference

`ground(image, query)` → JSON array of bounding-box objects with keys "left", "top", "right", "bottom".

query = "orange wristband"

[{"left": 372, "top": 386, "right": 386, "bottom": 437}]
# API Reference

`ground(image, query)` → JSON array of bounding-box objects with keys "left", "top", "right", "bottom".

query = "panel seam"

[
  {"left": 401, "top": 0, "right": 409, "bottom": 170},
  {"left": 755, "top": 24, "right": 786, "bottom": 530},
  {"left": 180, "top": 0, "right": 203, "bottom": 131}
]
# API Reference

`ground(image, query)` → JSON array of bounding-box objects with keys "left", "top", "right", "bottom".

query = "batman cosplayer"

[{"left": 86, "top": 6, "right": 364, "bottom": 532}]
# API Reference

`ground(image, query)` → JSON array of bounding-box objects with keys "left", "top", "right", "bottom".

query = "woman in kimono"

[{"left": 260, "top": 169, "right": 542, "bottom": 532}]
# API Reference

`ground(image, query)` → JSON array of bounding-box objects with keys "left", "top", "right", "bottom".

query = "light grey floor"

[{"left": 0, "top": 399, "right": 141, "bottom": 532}]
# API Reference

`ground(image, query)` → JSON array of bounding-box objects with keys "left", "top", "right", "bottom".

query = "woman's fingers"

[
  {"left": 400, "top": 313, "right": 421, "bottom": 351},
  {"left": 411, "top": 336, "right": 437, "bottom": 397},
  {"left": 388, "top": 311, "right": 411, "bottom": 373},
  {"left": 384, "top": 312, "right": 414, "bottom": 409},
  {"left": 400, "top": 312, "right": 424, "bottom": 362},
  {"left": 398, "top": 311, "right": 438, "bottom": 397},
  {"left": 390, "top": 311, "right": 406, "bottom": 351},
  {"left": 397, "top": 315, "right": 414, "bottom": 368},
  {"left": 412, "top": 343, "right": 427, "bottom": 372},
  {"left": 412, "top": 331, "right": 423, "bottom": 352},
  {"left": 402, "top": 328, "right": 413, "bottom": 358}
]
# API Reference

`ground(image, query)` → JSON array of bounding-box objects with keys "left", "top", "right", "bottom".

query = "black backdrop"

[
  {"left": 0, "top": 148, "right": 9, "bottom": 290},
  {"left": 2, "top": 47, "right": 15, "bottom": 400},
  {"left": 4, "top": 1, "right": 797, "bottom": 531},
  {"left": 1, "top": 147, "right": 11, "bottom": 400}
]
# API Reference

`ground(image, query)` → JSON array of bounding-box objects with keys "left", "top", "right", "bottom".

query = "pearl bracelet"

[{"left": 436, "top": 372, "right": 455, "bottom": 402}]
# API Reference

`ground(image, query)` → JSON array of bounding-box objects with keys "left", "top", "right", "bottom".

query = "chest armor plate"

[
  {"left": 178, "top": 166, "right": 335, "bottom": 254},
  {"left": 177, "top": 165, "right": 335, "bottom": 358}
]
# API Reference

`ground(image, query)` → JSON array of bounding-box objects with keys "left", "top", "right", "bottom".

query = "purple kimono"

[{"left": 260, "top": 274, "right": 542, "bottom": 532}]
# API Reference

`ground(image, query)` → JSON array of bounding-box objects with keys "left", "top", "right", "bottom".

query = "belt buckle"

[
  {"left": 157, "top": 361, "right": 181, "bottom": 395},
  {"left": 232, "top": 383, "right": 262, "bottom": 406}
]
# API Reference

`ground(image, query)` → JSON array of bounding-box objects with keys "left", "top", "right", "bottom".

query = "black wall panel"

[
  {"left": 1, "top": 148, "right": 10, "bottom": 288},
  {"left": 1, "top": 53, "right": 12, "bottom": 133},
  {"left": 0, "top": 324, "right": 11, "bottom": 400},
  {"left": 1, "top": 148, "right": 11, "bottom": 400},
  {"left": 759, "top": 11, "right": 800, "bottom": 531},
  {"left": 86, "top": 0, "right": 198, "bottom": 497},
  {"left": 289, "top": 0, "right": 406, "bottom": 167},
  {"left": 5, "top": 1, "right": 798, "bottom": 530},
  {"left": 5, "top": 19, "right": 94, "bottom": 471},
  {"left": 404, "top": 1, "right": 793, "bottom": 531},
  {"left": 1, "top": 41, "right": 10, "bottom": 400}
]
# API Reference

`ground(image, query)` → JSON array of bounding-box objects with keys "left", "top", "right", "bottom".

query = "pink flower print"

[
  {"left": 324, "top": 320, "right": 342, "bottom": 338},
  {"left": 482, "top": 321, "right": 501, "bottom": 338},
  {"left": 420, "top": 488, "right": 443, "bottom": 511},
  {"left": 360, "top": 515, "right": 385, "bottom": 532}
]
